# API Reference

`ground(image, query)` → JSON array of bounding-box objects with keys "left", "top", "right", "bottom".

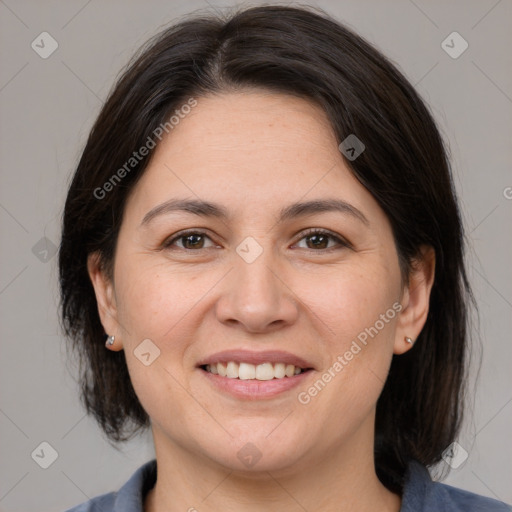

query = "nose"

[{"left": 215, "top": 246, "right": 299, "bottom": 333}]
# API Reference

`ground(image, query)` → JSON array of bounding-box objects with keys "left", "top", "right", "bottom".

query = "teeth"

[
  {"left": 274, "top": 363, "right": 286, "bottom": 379},
  {"left": 226, "top": 361, "right": 238, "bottom": 379},
  {"left": 255, "top": 362, "right": 274, "bottom": 380},
  {"left": 217, "top": 362, "right": 227, "bottom": 377},
  {"left": 204, "top": 361, "right": 305, "bottom": 380},
  {"left": 239, "top": 362, "right": 256, "bottom": 380}
]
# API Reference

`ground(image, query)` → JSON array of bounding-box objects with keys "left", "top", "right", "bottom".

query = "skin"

[{"left": 88, "top": 90, "right": 435, "bottom": 512}]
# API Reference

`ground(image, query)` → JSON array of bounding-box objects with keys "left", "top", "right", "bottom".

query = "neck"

[{"left": 144, "top": 424, "right": 401, "bottom": 512}]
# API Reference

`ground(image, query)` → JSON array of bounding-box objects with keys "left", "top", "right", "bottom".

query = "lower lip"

[{"left": 199, "top": 368, "right": 313, "bottom": 400}]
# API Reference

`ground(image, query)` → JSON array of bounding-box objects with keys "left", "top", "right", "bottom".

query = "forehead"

[
  {"left": 174, "top": 90, "right": 335, "bottom": 140},
  {"left": 123, "top": 91, "right": 378, "bottom": 224},
  {"left": 160, "top": 91, "right": 341, "bottom": 168}
]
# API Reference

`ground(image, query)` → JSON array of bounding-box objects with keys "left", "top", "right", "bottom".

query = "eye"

[
  {"left": 294, "top": 229, "right": 350, "bottom": 251},
  {"left": 162, "top": 230, "right": 217, "bottom": 250},
  {"left": 161, "top": 228, "right": 350, "bottom": 252}
]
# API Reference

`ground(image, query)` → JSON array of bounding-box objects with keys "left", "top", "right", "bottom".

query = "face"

[{"left": 89, "top": 91, "right": 432, "bottom": 475}]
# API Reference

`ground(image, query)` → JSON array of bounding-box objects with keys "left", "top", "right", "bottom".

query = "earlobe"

[
  {"left": 394, "top": 245, "right": 435, "bottom": 355},
  {"left": 87, "top": 252, "right": 122, "bottom": 350}
]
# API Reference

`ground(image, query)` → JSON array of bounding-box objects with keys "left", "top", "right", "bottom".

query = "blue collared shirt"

[{"left": 64, "top": 459, "right": 511, "bottom": 511}]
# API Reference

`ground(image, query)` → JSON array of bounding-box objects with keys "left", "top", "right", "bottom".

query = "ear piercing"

[{"left": 405, "top": 336, "right": 414, "bottom": 344}]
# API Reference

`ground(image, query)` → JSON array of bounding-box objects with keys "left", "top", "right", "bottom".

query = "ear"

[
  {"left": 394, "top": 245, "right": 435, "bottom": 355},
  {"left": 87, "top": 252, "right": 123, "bottom": 351}
]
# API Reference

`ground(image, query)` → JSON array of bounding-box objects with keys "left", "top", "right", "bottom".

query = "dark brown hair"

[{"left": 59, "top": 4, "right": 472, "bottom": 492}]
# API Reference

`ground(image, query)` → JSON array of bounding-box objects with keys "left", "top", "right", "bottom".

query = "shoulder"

[
  {"left": 432, "top": 482, "right": 512, "bottom": 511},
  {"left": 401, "top": 460, "right": 511, "bottom": 512},
  {"left": 63, "top": 459, "right": 157, "bottom": 512},
  {"left": 64, "top": 492, "right": 116, "bottom": 512}
]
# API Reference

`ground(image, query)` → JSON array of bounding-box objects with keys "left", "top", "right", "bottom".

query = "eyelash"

[{"left": 161, "top": 228, "right": 351, "bottom": 252}]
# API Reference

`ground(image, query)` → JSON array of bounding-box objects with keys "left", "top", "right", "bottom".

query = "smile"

[
  {"left": 196, "top": 349, "right": 315, "bottom": 399},
  {"left": 202, "top": 361, "right": 308, "bottom": 380}
]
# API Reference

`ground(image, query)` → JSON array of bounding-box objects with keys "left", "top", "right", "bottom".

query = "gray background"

[{"left": 0, "top": 0, "right": 511, "bottom": 510}]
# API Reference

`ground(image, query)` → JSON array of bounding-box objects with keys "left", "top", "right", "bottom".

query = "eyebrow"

[{"left": 140, "top": 198, "right": 369, "bottom": 227}]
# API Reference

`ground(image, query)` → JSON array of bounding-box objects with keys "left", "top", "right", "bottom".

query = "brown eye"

[
  {"left": 305, "top": 233, "right": 330, "bottom": 249},
  {"left": 163, "top": 231, "right": 215, "bottom": 250},
  {"left": 295, "top": 229, "right": 350, "bottom": 251},
  {"left": 180, "top": 233, "right": 206, "bottom": 249}
]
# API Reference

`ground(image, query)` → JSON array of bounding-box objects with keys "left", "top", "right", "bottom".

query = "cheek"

[
  {"left": 296, "top": 282, "right": 399, "bottom": 439},
  {"left": 302, "top": 263, "right": 400, "bottom": 400},
  {"left": 115, "top": 264, "right": 200, "bottom": 427},
  {"left": 114, "top": 258, "right": 203, "bottom": 339},
  {"left": 296, "top": 260, "right": 401, "bottom": 412},
  {"left": 300, "top": 263, "right": 400, "bottom": 347}
]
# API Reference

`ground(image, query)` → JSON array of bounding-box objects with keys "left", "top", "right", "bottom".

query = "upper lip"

[{"left": 197, "top": 349, "right": 315, "bottom": 369}]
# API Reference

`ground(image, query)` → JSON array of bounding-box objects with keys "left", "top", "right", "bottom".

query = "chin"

[
  {"left": 197, "top": 430, "right": 310, "bottom": 475},
  {"left": 214, "top": 449, "right": 307, "bottom": 476}
]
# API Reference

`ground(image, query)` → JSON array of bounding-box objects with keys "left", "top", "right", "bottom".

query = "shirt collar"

[
  {"left": 113, "top": 459, "right": 157, "bottom": 512},
  {"left": 400, "top": 459, "right": 435, "bottom": 511}
]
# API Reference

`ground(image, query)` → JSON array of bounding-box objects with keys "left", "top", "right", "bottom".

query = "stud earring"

[
  {"left": 105, "top": 335, "right": 115, "bottom": 347},
  {"left": 405, "top": 336, "right": 414, "bottom": 344}
]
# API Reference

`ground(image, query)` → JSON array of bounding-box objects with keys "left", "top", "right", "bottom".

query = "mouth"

[
  {"left": 196, "top": 350, "right": 315, "bottom": 399},
  {"left": 200, "top": 361, "right": 312, "bottom": 380}
]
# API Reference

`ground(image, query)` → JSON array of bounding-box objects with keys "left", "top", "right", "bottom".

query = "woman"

[{"left": 59, "top": 5, "right": 511, "bottom": 511}]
